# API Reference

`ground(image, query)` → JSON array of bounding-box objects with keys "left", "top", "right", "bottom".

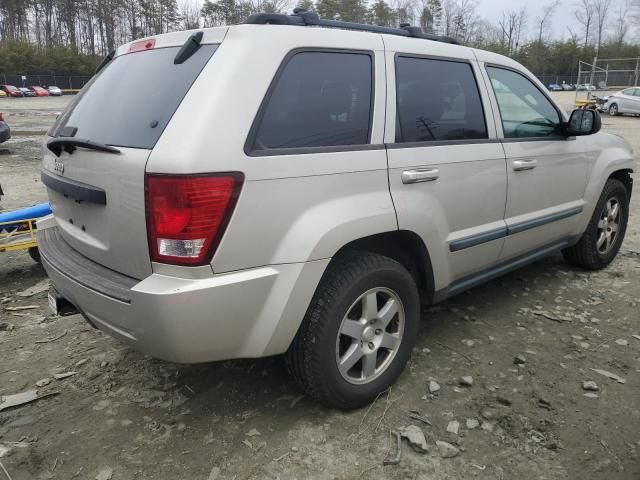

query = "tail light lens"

[{"left": 145, "top": 173, "right": 243, "bottom": 266}]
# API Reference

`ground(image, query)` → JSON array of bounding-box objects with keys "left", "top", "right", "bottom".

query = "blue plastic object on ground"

[{"left": 0, "top": 203, "right": 52, "bottom": 224}]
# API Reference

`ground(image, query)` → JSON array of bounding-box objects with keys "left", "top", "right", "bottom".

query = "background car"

[
  {"left": 46, "top": 86, "right": 62, "bottom": 96},
  {"left": 577, "top": 84, "right": 597, "bottom": 91},
  {"left": 28, "top": 86, "right": 50, "bottom": 97},
  {"left": 603, "top": 87, "right": 640, "bottom": 116},
  {"left": 0, "top": 90, "right": 6, "bottom": 97},
  {"left": 0, "top": 113, "right": 10, "bottom": 144},
  {"left": 548, "top": 83, "right": 563, "bottom": 91},
  {"left": 561, "top": 83, "right": 575, "bottom": 91},
  {"left": 19, "top": 87, "right": 36, "bottom": 97},
  {"left": 0, "top": 85, "right": 23, "bottom": 97}
]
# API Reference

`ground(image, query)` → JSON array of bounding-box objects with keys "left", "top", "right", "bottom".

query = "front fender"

[{"left": 577, "top": 133, "right": 634, "bottom": 234}]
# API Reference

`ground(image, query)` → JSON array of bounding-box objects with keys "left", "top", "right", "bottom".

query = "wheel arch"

[
  {"left": 331, "top": 230, "right": 436, "bottom": 305},
  {"left": 608, "top": 168, "right": 633, "bottom": 197}
]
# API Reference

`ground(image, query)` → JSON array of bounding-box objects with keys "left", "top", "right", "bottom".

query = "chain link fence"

[
  {"left": 576, "top": 58, "right": 640, "bottom": 89},
  {"left": 537, "top": 58, "right": 640, "bottom": 89},
  {"left": 0, "top": 73, "right": 92, "bottom": 89}
]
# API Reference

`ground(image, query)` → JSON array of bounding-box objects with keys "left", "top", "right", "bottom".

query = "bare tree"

[
  {"left": 535, "top": 0, "right": 560, "bottom": 43},
  {"left": 575, "top": 0, "right": 595, "bottom": 48},
  {"left": 441, "top": 0, "right": 455, "bottom": 36},
  {"left": 498, "top": 8, "right": 526, "bottom": 54},
  {"left": 180, "top": 0, "right": 201, "bottom": 29},
  {"left": 610, "top": 0, "right": 630, "bottom": 47},
  {"left": 593, "top": 0, "right": 612, "bottom": 52}
]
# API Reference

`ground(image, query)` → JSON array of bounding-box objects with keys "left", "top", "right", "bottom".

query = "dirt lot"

[{"left": 0, "top": 94, "right": 639, "bottom": 480}]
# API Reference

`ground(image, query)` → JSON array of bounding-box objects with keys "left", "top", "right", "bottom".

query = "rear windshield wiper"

[
  {"left": 174, "top": 31, "right": 204, "bottom": 64},
  {"left": 47, "top": 137, "right": 121, "bottom": 157}
]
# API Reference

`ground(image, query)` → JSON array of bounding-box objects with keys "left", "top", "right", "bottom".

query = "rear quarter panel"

[{"left": 147, "top": 25, "right": 396, "bottom": 273}]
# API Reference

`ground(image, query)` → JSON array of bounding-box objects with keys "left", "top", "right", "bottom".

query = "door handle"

[
  {"left": 512, "top": 159, "right": 537, "bottom": 171},
  {"left": 401, "top": 168, "right": 440, "bottom": 184}
]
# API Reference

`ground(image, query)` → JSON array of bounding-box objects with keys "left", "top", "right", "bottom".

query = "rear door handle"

[
  {"left": 401, "top": 168, "right": 440, "bottom": 184},
  {"left": 513, "top": 159, "right": 537, "bottom": 171}
]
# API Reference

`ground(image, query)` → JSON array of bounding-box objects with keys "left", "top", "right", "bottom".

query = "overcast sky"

[
  {"left": 480, "top": 0, "right": 582, "bottom": 40},
  {"left": 477, "top": 0, "right": 637, "bottom": 41}
]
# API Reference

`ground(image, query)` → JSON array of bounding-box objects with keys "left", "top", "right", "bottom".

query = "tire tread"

[
  {"left": 562, "top": 179, "right": 629, "bottom": 270},
  {"left": 286, "top": 251, "right": 416, "bottom": 409}
]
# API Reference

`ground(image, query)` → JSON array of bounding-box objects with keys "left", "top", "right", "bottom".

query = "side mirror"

[{"left": 565, "top": 109, "right": 601, "bottom": 137}]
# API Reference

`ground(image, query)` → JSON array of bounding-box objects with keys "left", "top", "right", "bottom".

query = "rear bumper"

[
  {"left": 38, "top": 227, "right": 328, "bottom": 363},
  {"left": 0, "top": 122, "right": 10, "bottom": 143}
]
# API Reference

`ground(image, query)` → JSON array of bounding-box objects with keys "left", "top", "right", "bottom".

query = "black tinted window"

[
  {"left": 395, "top": 57, "right": 487, "bottom": 143},
  {"left": 50, "top": 45, "right": 217, "bottom": 149},
  {"left": 487, "top": 67, "right": 562, "bottom": 138},
  {"left": 251, "top": 51, "right": 372, "bottom": 151}
]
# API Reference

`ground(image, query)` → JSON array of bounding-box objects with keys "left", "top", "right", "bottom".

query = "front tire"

[
  {"left": 287, "top": 251, "right": 420, "bottom": 409},
  {"left": 562, "top": 179, "right": 629, "bottom": 270},
  {"left": 608, "top": 103, "right": 620, "bottom": 116}
]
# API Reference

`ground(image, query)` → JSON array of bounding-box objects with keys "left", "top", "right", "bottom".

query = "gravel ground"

[{"left": 0, "top": 93, "right": 639, "bottom": 480}]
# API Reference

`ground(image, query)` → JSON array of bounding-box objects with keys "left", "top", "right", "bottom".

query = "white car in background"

[
  {"left": 47, "top": 86, "right": 63, "bottom": 96},
  {"left": 603, "top": 87, "right": 640, "bottom": 116}
]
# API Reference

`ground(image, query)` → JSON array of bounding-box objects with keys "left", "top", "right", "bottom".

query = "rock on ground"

[
  {"left": 399, "top": 425, "right": 428, "bottom": 453},
  {"left": 436, "top": 440, "right": 460, "bottom": 458}
]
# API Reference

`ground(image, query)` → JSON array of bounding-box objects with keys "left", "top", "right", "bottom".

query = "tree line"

[{"left": 0, "top": 0, "right": 638, "bottom": 78}]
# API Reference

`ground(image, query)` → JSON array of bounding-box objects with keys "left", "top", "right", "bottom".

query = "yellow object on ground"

[{"left": 0, "top": 218, "right": 38, "bottom": 252}]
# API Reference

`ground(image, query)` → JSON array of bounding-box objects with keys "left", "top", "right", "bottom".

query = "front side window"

[
  {"left": 622, "top": 88, "right": 635, "bottom": 95},
  {"left": 395, "top": 56, "right": 487, "bottom": 143},
  {"left": 487, "top": 67, "right": 562, "bottom": 139},
  {"left": 250, "top": 51, "right": 373, "bottom": 152}
]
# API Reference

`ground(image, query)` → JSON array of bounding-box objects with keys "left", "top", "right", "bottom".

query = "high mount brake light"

[
  {"left": 129, "top": 39, "right": 156, "bottom": 53},
  {"left": 145, "top": 173, "right": 243, "bottom": 266}
]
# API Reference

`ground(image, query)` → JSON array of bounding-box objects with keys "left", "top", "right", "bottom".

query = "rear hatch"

[{"left": 42, "top": 34, "right": 220, "bottom": 279}]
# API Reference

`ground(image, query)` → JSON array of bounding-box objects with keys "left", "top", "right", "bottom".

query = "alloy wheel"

[
  {"left": 596, "top": 197, "right": 621, "bottom": 254},
  {"left": 335, "top": 287, "right": 405, "bottom": 385}
]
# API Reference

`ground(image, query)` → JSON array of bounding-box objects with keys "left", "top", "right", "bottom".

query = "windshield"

[{"left": 50, "top": 44, "right": 218, "bottom": 149}]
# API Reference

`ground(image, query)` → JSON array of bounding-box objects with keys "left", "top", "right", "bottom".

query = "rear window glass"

[
  {"left": 249, "top": 51, "right": 373, "bottom": 152},
  {"left": 50, "top": 44, "right": 217, "bottom": 149},
  {"left": 395, "top": 56, "right": 487, "bottom": 143}
]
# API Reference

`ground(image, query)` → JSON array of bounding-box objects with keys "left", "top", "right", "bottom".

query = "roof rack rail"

[{"left": 245, "top": 10, "right": 459, "bottom": 45}]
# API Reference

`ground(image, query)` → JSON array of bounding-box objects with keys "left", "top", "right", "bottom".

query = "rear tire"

[
  {"left": 286, "top": 251, "right": 420, "bottom": 409},
  {"left": 28, "top": 247, "right": 41, "bottom": 264},
  {"left": 562, "top": 179, "right": 629, "bottom": 270}
]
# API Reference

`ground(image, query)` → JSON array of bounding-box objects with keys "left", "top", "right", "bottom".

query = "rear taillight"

[
  {"left": 0, "top": 113, "right": 4, "bottom": 121},
  {"left": 145, "top": 173, "right": 243, "bottom": 266}
]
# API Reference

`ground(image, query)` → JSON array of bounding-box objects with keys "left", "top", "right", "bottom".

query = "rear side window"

[
  {"left": 50, "top": 45, "right": 218, "bottom": 149},
  {"left": 249, "top": 51, "right": 373, "bottom": 152},
  {"left": 395, "top": 56, "right": 487, "bottom": 143}
]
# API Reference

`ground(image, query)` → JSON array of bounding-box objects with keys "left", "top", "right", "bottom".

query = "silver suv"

[{"left": 39, "top": 12, "right": 634, "bottom": 409}]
